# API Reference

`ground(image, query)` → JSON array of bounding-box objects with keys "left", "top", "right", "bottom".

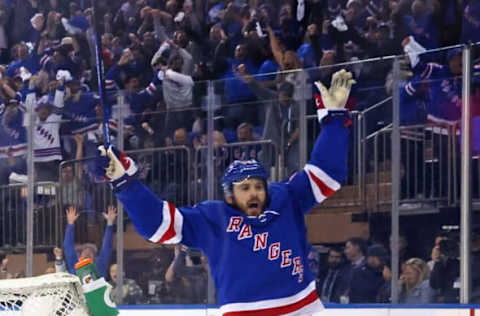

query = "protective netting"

[{"left": 0, "top": 273, "right": 90, "bottom": 316}]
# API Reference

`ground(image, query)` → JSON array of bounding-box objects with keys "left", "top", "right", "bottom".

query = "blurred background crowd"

[{"left": 0, "top": 0, "right": 479, "bottom": 307}]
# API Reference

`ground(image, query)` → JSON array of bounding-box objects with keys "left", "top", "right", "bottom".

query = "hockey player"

[{"left": 94, "top": 69, "right": 354, "bottom": 315}]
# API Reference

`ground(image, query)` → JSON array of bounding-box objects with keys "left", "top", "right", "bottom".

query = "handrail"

[
  {"left": 361, "top": 97, "right": 393, "bottom": 115},
  {"left": 365, "top": 123, "right": 394, "bottom": 141}
]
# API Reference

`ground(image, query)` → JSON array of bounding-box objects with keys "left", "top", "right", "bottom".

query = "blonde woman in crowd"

[{"left": 399, "top": 258, "right": 434, "bottom": 304}]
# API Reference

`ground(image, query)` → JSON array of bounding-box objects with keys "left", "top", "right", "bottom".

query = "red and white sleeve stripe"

[
  {"left": 405, "top": 82, "right": 416, "bottom": 96},
  {"left": 148, "top": 201, "right": 184, "bottom": 244},
  {"left": 304, "top": 164, "right": 341, "bottom": 204},
  {"left": 146, "top": 82, "right": 157, "bottom": 95}
]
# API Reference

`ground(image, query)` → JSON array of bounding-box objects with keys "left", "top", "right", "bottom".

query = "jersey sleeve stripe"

[
  {"left": 146, "top": 83, "right": 157, "bottom": 95},
  {"left": 221, "top": 281, "right": 321, "bottom": 315},
  {"left": 159, "top": 202, "right": 177, "bottom": 242},
  {"left": 405, "top": 82, "right": 416, "bottom": 96},
  {"left": 304, "top": 164, "right": 341, "bottom": 203},
  {"left": 421, "top": 62, "right": 439, "bottom": 80},
  {"left": 148, "top": 201, "right": 183, "bottom": 244}
]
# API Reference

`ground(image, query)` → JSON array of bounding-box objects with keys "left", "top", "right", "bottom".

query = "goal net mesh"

[{"left": 0, "top": 273, "right": 90, "bottom": 316}]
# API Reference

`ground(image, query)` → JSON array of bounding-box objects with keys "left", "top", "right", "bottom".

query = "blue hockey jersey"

[
  {"left": 115, "top": 116, "right": 349, "bottom": 315},
  {"left": 62, "top": 92, "right": 100, "bottom": 134},
  {"left": 0, "top": 100, "right": 27, "bottom": 159},
  {"left": 400, "top": 76, "right": 427, "bottom": 126},
  {"left": 413, "top": 60, "right": 461, "bottom": 124}
]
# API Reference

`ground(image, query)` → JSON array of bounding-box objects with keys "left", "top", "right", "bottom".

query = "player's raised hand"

[
  {"left": 96, "top": 145, "right": 138, "bottom": 191},
  {"left": 66, "top": 206, "right": 79, "bottom": 225},
  {"left": 314, "top": 69, "right": 355, "bottom": 110}
]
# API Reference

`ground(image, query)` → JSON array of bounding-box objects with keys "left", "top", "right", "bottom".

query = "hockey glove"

[
  {"left": 314, "top": 69, "right": 355, "bottom": 124},
  {"left": 96, "top": 145, "right": 138, "bottom": 191}
]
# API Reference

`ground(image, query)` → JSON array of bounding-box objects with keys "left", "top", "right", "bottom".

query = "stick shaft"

[{"left": 91, "top": 0, "right": 110, "bottom": 146}]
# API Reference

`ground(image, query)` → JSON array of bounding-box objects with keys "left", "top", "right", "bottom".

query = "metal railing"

[
  {"left": 57, "top": 146, "right": 192, "bottom": 243},
  {"left": 193, "top": 140, "right": 278, "bottom": 203},
  {"left": 366, "top": 123, "right": 459, "bottom": 212},
  {"left": 0, "top": 182, "right": 60, "bottom": 249},
  {"left": 1, "top": 120, "right": 475, "bottom": 250}
]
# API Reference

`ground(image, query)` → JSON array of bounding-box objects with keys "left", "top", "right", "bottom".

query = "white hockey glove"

[
  {"left": 96, "top": 145, "right": 138, "bottom": 191},
  {"left": 314, "top": 69, "right": 355, "bottom": 123}
]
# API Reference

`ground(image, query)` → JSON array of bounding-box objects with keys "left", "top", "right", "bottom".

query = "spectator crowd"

[
  {"left": 314, "top": 234, "right": 462, "bottom": 304},
  {"left": 0, "top": 0, "right": 479, "bottom": 307},
  {"left": 0, "top": 0, "right": 478, "bottom": 187}
]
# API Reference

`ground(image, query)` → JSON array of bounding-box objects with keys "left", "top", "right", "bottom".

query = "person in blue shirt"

[
  {"left": 94, "top": 69, "right": 354, "bottom": 315},
  {"left": 403, "top": 0, "right": 439, "bottom": 50},
  {"left": 6, "top": 42, "right": 40, "bottom": 78},
  {"left": 219, "top": 43, "right": 259, "bottom": 129},
  {"left": 63, "top": 205, "right": 117, "bottom": 278}
]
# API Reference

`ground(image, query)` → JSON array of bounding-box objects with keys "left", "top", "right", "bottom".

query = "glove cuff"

[
  {"left": 110, "top": 171, "right": 138, "bottom": 193},
  {"left": 319, "top": 110, "right": 352, "bottom": 127}
]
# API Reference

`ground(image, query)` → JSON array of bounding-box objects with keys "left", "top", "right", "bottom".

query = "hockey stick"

[{"left": 91, "top": 0, "right": 111, "bottom": 147}]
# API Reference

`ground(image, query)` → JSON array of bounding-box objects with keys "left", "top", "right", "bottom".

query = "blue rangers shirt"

[
  {"left": 412, "top": 55, "right": 462, "bottom": 125},
  {"left": 0, "top": 97, "right": 27, "bottom": 159},
  {"left": 114, "top": 115, "right": 349, "bottom": 315},
  {"left": 62, "top": 92, "right": 100, "bottom": 135}
]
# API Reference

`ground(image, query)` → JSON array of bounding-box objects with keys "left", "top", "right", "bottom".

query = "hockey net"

[{"left": 0, "top": 273, "right": 90, "bottom": 316}]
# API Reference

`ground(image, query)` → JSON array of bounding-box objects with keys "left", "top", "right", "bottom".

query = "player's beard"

[
  {"left": 231, "top": 195, "right": 266, "bottom": 216},
  {"left": 228, "top": 182, "right": 270, "bottom": 217}
]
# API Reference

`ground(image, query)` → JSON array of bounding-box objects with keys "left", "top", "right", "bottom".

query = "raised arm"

[
  {"left": 94, "top": 146, "right": 212, "bottom": 250},
  {"left": 236, "top": 64, "right": 276, "bottom": 101},
  {"left": 287, "top": 69, "right": 355, "bottom": 214},
  {"left": 94, "top": 205, "right": 117, "bottom": 277},
  {"left": 266, "top": 26, "right": 285, "bottom": 69},
  {"left": 63, "top": 206, "right": 80, "bottom": 274}
]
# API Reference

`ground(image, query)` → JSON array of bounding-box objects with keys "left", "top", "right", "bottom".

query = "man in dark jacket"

[
  {"left": 366, "top": 243, "right": 391, "bottom": 303},
  {"left": 317, "top": 246, "right": 349, "bottom": 303},
  {"left": 429, "top": 236, "right": 459, "bottom": 303},
  {"left": 344, "top": 237, "right": 384, "bottom": 303}
]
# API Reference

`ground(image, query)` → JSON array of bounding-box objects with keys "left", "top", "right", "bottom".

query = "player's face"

[{"left": 228, "top": 178, "right": 266, "bottom": 217}]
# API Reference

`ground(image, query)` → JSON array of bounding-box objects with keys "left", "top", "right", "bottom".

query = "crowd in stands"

[
  {"left": 0, "top": 0, "right": 478, "bottom": 187},
  {"left": 313, "top": 233, "right": 464, "bottom": 304},
  {"left": 0, "top": 0, "right": 479, "bottom": 306}
]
